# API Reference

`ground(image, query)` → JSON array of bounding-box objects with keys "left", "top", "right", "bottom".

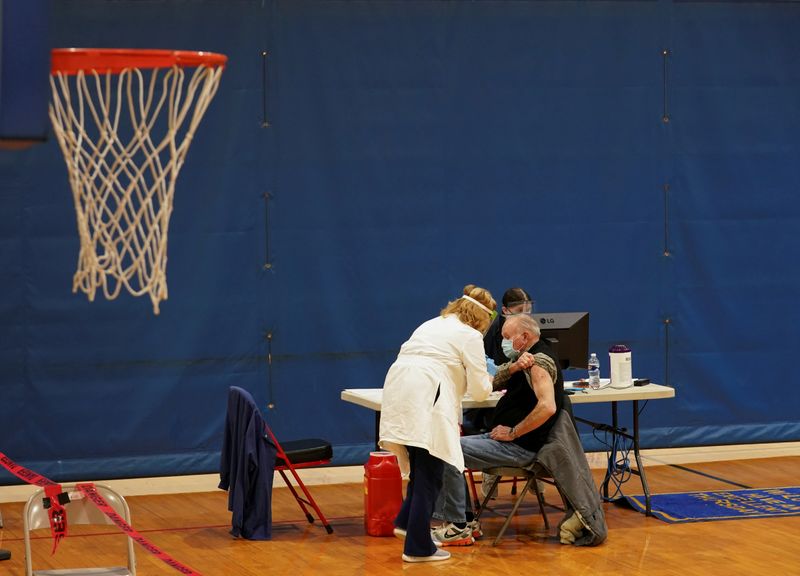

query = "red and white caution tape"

[
  {"left": 0, "top": 451, "right": 203, "bottom": 575},
  {"left": 0, "top": 452, "right": 66, "bottom": 553}
]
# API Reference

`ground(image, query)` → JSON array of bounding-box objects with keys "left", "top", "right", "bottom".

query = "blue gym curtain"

[{"left": 0, "top": 0, "right": 798, "bottom": 482}]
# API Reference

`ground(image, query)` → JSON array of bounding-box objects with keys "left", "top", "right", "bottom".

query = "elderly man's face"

[{"left": 501, "top": 319, "right": 526, "bottom": 350}]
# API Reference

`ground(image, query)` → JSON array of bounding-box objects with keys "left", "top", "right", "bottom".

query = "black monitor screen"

[{"left": 533, "top": 312, "right": 589, "bottom": 370}]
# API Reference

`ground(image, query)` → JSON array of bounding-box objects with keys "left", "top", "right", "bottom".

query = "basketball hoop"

[{"left": 49, "top": 48, "right": 227, "bottom": 314}]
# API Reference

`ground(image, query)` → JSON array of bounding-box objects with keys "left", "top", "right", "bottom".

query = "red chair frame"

[{"left": 263, "top": 423, "right": 334, "bottom": 534}]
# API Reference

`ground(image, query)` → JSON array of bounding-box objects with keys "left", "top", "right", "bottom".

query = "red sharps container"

[{"left": 364, "top": 451, "right": 402, "bottom": 536}]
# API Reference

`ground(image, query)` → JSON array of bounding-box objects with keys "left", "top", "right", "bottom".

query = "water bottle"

[{"left": 588, "top": 353, "right": 601, "bottom": 390}]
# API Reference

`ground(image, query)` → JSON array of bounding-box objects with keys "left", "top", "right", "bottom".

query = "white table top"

[{"left": 341, "top": 381, "right": 675, "bottom": 412}]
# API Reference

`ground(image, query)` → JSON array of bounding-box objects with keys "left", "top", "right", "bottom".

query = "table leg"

[
  {"left": 631, "top": 400, "right": 652, "bottom": 515},
  {"left": 601, "top": 401, "right": 619, "bottom": 500}
]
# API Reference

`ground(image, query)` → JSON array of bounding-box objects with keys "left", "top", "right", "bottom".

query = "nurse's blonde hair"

[{"left": 441, "top": 284, "right": 496, "bottom": 334}]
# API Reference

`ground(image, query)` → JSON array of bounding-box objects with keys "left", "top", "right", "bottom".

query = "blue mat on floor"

[{"left": 625, "top": 486, "right": 800, "bottom": 523}]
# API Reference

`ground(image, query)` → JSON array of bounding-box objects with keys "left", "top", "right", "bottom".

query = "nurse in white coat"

[{"left": 379, "top": 284, "right": 495, "bottom": 563}]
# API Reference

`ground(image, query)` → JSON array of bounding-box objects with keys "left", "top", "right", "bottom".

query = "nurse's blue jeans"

[{"left": 434, "top": 433, "right": 538, "bottom": 523}]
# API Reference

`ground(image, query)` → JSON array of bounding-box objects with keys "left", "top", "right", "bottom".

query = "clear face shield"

[{"left": 501, "top": 299, "right": 534, "bottom": 317}]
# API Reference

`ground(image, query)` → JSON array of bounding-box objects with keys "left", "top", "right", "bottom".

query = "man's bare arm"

[
  {"left": 492, "top": 352, "right": 536, "bottom": 390},
  {"left": 490, "top": 362, "right": 557, "bottom": 442}
]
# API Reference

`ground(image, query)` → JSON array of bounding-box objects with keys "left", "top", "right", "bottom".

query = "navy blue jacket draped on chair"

[{"left": 219, "top": 386, "right": 277, "bottom": 540}]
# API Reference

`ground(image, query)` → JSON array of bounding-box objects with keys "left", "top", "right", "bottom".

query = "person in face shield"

[
  {"left": 483, "top": 287, "right": 534, "bottom": 365},
  {"left": 379, "top": 284, "right": 496, "bottom": 563}
]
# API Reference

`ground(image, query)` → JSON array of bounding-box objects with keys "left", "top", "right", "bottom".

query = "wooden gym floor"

[{"left": 0, "top": 456, "right": 798, "bottom": 576}]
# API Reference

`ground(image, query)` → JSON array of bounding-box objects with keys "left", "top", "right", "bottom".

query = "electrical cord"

[{"left": 593, "top": 426, "right": 634, "bottom": 502}]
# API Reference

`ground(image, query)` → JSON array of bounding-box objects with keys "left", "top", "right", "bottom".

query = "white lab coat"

[{"left": 379, "top": 314, "right": 493, "bottom": 474}]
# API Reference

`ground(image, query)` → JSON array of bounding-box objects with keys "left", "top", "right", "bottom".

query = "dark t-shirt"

[
  {"left": 483, "top": 315, "right": 507, "bottom": 364},
  {"left": 489, "top": 338, "right": 564, "bottom": 453}
]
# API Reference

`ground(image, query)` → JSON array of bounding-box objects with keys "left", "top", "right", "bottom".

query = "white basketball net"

[{"left": 49, "top": 62, "right": 224, "bottom": 314}]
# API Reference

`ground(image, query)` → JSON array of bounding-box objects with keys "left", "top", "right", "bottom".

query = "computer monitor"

[{"left": 533, "top": 312, "right": 589, "bottom": 370}]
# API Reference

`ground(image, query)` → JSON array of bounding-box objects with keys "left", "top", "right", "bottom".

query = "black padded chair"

[
  {"left": 265, "top": 425, "right": 335, "bottom": 534},
  {"left": 223, "top": 386, "right": 334, "bottom": 536}
]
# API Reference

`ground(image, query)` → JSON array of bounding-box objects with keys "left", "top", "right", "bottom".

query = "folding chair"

[
  {"left": 474, "top": 465, "right": 557, "bottom": 546},
  {"left": 1, "top": 509, "right": 9, "bottom": 561},
  {"left": 467, "top": 393, "right": 577, "bottom": 513},
  {"left": 23, "top": 483, "right": 136, "bottom": 576},
  {"left": 265, "top": 423, "right": 335, "bottom": 534},
  {"left": 465, "top": 469, "right": 520, "bottom": 511},
  {"left": 223, "top": 386, "right": 334, "bottom": 535}
]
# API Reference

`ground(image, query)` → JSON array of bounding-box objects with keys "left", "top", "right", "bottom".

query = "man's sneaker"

[
  {"left": 402, "top": 549, "right": 451, "bottom": 563},
  {"left": 431, "top": 523, "right": 474, "bottom": 547},
  {"left": 468, "top": 519, "right": 483, "bottom": 539},
  {"left": 481, "top": 472, "right": 498, "bottom": 500}
]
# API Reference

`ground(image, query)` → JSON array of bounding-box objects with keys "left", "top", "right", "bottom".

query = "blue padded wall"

[
  {"left": 1, "top": 0, "right": 799, "bottom": 483},
  {"left": 0, "top": 0, "right": 50, "bottom": 142}
]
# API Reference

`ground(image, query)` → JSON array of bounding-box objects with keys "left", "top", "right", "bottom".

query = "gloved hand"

[{"left": 485, "top": 356, "right": 497, "bottom": 376}]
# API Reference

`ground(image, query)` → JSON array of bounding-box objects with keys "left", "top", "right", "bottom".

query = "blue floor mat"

[{"left": 625, "top": 486, "right": 800, "bottom": 523}]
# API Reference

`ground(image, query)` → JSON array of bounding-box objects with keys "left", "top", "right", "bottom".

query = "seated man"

[
  {"left": 432, "top": 313, "right": 563, "bottom": 546},
  {"left": 463, "top": 287, "right": 534, "bottom": 436}
]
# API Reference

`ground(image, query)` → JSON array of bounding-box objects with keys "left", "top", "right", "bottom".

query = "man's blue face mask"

[{"left": 501, "top": 338, "right": 520, "bottom": 361}]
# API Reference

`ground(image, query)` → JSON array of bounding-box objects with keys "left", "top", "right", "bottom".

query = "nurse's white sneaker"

[
  {"left": 394, "top": 527, "right": 442, "bottom": 547},
  {"left": 402, "top": 549, "right": 451, "bottom": 563}
]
